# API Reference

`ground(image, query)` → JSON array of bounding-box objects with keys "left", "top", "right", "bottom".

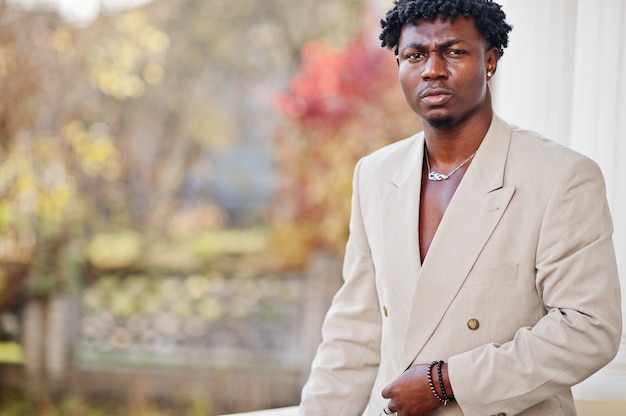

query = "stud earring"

[{"left": 487, "top": 71, "right": 493, "bottom": 78}]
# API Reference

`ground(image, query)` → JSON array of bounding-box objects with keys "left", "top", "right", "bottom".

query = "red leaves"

[
  {"left": 276, "top": 36, "right": 396, "bottom": 131},
  {"left": 270, "top": 31, "right": 418, "bottom": 269}
]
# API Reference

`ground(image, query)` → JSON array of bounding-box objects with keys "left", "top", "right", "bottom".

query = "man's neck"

[{"left": 422, "top": 108, "right": 493, "bottom": 163}]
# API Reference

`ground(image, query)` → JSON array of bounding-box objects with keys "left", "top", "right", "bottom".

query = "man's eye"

[
  {"left": 408, "top": 52, "right": 424, "bottom": 60},
  {"left": 446, "top": 49, "right": 466, "bottom": 56}
]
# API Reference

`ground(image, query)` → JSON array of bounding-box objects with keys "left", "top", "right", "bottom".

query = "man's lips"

[{"left": 419, "top": 87, "right": 453, "bottom": 105}]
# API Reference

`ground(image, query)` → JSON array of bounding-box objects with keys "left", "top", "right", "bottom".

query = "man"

[{"left": 298, "top": 0, "right": 622, "bottom": 415}]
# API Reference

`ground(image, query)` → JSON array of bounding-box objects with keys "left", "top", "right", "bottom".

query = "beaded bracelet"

[
  {"left": 427, "top": 360, "right": 452, "bottom": 406},
  {"left": 427, "top": 361, "right": 447, "bottom": 406},
  {"left": 436, "top": 360, "right": 451, "bottom": 404}
]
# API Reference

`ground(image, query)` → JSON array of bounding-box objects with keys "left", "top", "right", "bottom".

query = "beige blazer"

[{"left": 299, "top": 115, "right": 622, "bottom": 416}]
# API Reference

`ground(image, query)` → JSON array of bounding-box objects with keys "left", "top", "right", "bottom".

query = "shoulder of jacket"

[
  {"left": 360, "top": 133, "right": 421, "bottom": 166},
  {"left": 508, "top": 125, "right": 590, "bottom": 167}
]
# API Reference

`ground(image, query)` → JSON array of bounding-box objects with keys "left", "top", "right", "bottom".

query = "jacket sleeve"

[
  {"left": 448, "top": 156, "right": 622, "bottom": 415},
  {"left": 299, "top": 158, "right": 383, "bottom": 416}
]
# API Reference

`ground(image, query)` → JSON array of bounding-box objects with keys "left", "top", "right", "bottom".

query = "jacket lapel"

[
  {"left": 378, "top": 134, "right": 425, "bottom": 315},
  {"left": 399, "top": 115, "right": 516, "bottom": 370}
]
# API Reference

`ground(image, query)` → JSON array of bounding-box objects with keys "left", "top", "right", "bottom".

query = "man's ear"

[{"left": 486, "top": 47, "right": 499, "bottom": 75}]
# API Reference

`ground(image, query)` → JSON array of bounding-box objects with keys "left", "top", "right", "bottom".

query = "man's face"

[{"left": 397, "top": 17, "right": 497, "bottom": 129}]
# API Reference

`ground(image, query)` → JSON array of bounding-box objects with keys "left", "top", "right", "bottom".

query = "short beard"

[{"left": 426, "top": 115, "right": 454, "bottom": 128}]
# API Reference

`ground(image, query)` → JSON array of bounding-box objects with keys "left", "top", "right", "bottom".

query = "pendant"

[{"left": 428, "top": 172, "right": 449, "bottom": 181}]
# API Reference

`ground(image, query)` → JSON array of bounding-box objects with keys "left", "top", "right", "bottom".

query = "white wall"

[{"left": 493, "top": 0, "right": 626, "bottom": 400}]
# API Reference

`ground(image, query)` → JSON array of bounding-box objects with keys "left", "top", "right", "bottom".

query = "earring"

[{"left": 487, "top": 71, "right": 493, "bottom": 78}]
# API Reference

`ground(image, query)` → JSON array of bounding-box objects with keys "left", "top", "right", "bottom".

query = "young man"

[{"left": 299, "top": 1, "right": 622, "bottom": 415}]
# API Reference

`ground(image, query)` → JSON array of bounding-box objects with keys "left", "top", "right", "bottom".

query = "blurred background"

[
  {"left": 0, "top": 0, "right": 624, "bottom": 415},
  {"left": 0, "top": 0, "right": 419, "bottom": 414}
]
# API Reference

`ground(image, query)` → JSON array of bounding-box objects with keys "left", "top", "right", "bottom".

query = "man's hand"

[{"left": 381, "top": 363, "right": 452, "bottom": 416}]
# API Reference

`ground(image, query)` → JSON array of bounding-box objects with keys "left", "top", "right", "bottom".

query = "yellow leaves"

[
  {"left": 0, "top": 342, "right": 24, "bottom": 364},
  {"left": 0, "top": 130, "right": 91, "bottom": 239},
  {"left": 86, "top": 231, "right": 143, "bottom": 270},
  {"left": 186, "top": 229, "right": 268, "bottom": 259},
  {"left": 82, "top": 282, "right": 108, "bottom": 312},
  {"left": 117, "top": 11, "right": 170, "bottom": 54},
  {"left": 36, "top": 182, "right": 73, "bottom": 225},
  {"left": 0, "top": 117, "right": 125, "bottom": 244},
  {"left": 92, "top": 66, "right": 146, "bottom": 100},
  {"left": 109, "top": 289, "right": 138, "bottom": 318},
  {"left": 53, "top": 27, "right": 73, "bottom": 54},
  {"left": 88, "top": 10, "right": 170, "bottom": 99},
  {"left": 89, "top": 39, "right": 147, "bottom": 99},
  {"left": 196, "top": 297, "right": 224, "bottom": 321},
  {"left": 64, "top": 120, "right": 121, "bottom": 180}
]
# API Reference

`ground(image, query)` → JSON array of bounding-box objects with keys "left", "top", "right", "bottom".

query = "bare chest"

[{"left": 419, "top": 168, "right": 465, "bottom": 263}]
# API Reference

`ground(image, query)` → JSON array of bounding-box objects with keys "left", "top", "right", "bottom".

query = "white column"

[
  {"left": 568, "top": 0, "right": 626, "bottom": 400},
  {"left": 493, "top": 0, "right": 626, "bottom": 400},
  {"left": 491, "top": 0, "right": 577, "bottom": 144}
]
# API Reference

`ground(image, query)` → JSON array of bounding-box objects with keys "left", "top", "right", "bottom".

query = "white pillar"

[
  {"left": 493, "top": 0, "right": 626, "bottom": 400},
  {"left": 491, "top": 0, "right": 577, "bottom": 143},
  {"left": 568, "top": 0, "right": 626, "bottom": 400}
]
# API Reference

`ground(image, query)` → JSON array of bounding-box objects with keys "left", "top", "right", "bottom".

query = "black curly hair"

[{"left": 380, "top": 0, "right": 512, "bottom": 57}]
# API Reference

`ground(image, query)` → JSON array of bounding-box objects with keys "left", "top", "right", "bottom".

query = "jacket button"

[
  {"left": 467, "top": 318, "right": 480, "bottom": 330},
  {"left": 383, "top": 306, "right": 388, "bottom": 317}
]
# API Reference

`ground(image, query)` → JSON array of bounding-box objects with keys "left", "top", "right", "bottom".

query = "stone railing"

[
  {"left": 221, "top": 402, "right": 626, "bottom": 416},
  {"left": 220, "top": 407, "right": 298, "bottom": 416}
]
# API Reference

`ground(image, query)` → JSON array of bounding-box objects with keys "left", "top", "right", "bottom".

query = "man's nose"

[{"left": 421, "top": 53, "right": 447, "bottom": 79}]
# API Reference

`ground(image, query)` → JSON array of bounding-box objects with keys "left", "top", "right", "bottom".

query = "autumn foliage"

[
  {"left": 271, "top": 32, "right": 420, "bottom": 269},
  {"left": 0, "top": 8, "right": 170, "bottom": 311}
]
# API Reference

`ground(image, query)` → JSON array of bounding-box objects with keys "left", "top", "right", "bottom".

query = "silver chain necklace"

[{"left": 425, "top": 148, "right": 477, "bottom": 181}]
